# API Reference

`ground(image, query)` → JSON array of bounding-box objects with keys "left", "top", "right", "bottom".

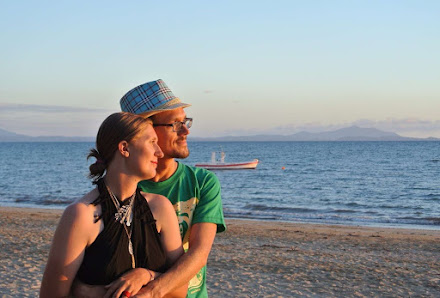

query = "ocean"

[{"left": 0, "top": 141, "right": 439, "bottom": 230}]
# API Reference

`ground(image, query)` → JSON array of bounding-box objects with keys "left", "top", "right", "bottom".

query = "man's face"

[{"left": 151, "top": 108, "right": 190, "bottom": 159}]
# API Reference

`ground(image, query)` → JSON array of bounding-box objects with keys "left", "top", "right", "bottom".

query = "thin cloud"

[
  {"left": 0, "top": 103, "right": 116, "bottom": 137},
  {"left": 0, "top": 103, "right": 113, "bottom": 114}
]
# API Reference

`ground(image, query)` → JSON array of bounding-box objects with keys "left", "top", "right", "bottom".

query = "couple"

[{"left": 40, "top": 80, "right": 226, "bottom": 297}]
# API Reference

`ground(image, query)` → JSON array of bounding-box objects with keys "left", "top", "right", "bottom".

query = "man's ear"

[{"left": 118, "top": 140, "right": 130, "bottom": 158}]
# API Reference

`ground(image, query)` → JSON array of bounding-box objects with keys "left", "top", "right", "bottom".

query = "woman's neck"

[{"left": 103, "top": 171, "right": 138, "bottom": 201}]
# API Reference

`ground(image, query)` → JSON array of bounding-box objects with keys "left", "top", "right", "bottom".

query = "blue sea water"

[{"left": 0, "top": 141, "right": 439, "bottom": 230}]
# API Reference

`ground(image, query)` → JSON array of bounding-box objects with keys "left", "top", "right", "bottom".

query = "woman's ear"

[{"left": 118, "top": 140, "right": 130, "bottom": 158}]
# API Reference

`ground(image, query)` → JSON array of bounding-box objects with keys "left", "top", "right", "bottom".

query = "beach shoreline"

[
  {"left": 3, "top": 203, "right": 440, "bottom": 231},
  {"left": 1, "top": 206, "right": 439, "bottom": 297}
]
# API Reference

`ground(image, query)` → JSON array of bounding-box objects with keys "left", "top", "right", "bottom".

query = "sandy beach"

[{"left": 1, "top": 207, "right": 439, "bottom": 297}]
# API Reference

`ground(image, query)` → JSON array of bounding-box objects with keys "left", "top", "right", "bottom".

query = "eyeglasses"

[{"left": 153, "top": 117, "right": 193, "bottom": 132}]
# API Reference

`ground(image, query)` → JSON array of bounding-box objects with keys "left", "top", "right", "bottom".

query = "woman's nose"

[{"left": 155, "top": 144, "right": 164, "bottom": 158}]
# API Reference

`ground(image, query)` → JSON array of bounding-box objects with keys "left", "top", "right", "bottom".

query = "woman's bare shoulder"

[
  {"left": 62, "top": 188, "right": 100, "bottom": 223},
  {"left": 141, "top": 191, "right": 171, "bottom": 205},
  {"left": 140, "top": 191, "right": 175, "bottom": 220},
  {"left": 56, "top": 188, "right": 102, "bottom": 247}
]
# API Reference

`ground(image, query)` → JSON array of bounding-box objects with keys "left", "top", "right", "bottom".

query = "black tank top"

[{"left": 76, "top": 179, "right": 168, "bottom": 285}]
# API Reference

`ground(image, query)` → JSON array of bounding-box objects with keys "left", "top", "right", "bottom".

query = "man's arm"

[{"left": 135, "top": 222, "right": 217, "bottom": 297}]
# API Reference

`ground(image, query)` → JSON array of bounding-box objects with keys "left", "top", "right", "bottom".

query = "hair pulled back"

[{"left": 88, "top": 112, "right": 153, "bottom": 183}]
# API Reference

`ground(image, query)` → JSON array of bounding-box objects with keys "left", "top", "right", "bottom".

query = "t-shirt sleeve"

[{"left": 192, "top": 170, "right": 226, "bottom": 233}]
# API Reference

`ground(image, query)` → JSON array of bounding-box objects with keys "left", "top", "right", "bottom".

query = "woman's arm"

[
  {"left": 153, "top": 194, "right": 185, "bottom": 268},
  {"left": 40, "top": 203, "right": 96, "bottom": 298}
]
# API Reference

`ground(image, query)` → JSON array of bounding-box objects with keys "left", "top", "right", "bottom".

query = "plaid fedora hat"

[{"left": 120, "top": 79, "right": 191, "bottom": 117}]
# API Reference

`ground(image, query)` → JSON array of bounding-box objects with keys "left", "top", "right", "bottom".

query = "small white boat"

[{"left": 195, "top": 151, "right": 259, "bottom": 170}]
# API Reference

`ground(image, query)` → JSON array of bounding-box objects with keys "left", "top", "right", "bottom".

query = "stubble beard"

[{"left": 173, "top": 147, "right": 190, "bottom": 159}]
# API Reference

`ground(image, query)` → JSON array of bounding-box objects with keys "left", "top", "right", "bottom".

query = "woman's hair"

[{"left": 88, "top": 112, "right": 153, "bottom": 182}]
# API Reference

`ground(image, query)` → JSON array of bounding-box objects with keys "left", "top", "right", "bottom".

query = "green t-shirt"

[{"left": 139, "top": 162, "right": 226, "bottom": 298}]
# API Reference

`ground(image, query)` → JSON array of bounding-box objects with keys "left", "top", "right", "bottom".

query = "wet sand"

[{"left": 1, "top": 207, "right": 439, "bottom": 297}]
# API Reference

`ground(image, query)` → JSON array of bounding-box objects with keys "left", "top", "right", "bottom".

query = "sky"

[{"left": 1, "top": 1, "right": 439, "bottom": 138}]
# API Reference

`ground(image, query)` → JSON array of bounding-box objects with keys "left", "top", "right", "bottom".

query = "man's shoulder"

[
  {"left": 179, "top": 162, "right": 208, "bottom": 174},
  {"left": 138, "top": 163, "right": 219, "bottom": 192},
  {"left": 179, "top": 163, "right": 219, "bottom": 183}
]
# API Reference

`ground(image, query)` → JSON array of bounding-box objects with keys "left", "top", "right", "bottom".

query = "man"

[{"left": 120, "top": 79, "right": 226, "bottom": 297}]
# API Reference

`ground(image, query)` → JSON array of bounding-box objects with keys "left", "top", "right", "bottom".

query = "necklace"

[
  {"left": 106, "top": 186, "right": 136, "bottom": 226},
  {"left": 106, "top": 184, "right": 136, "bottom": 268}
]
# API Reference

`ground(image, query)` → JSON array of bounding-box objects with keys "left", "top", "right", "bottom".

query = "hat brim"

[{"left": 139, "top": 102, "right": 192, "bottom": 118}]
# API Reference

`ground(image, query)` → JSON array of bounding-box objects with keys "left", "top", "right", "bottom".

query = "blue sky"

[{"left": 1, "top": 1, "right": 439, "bottom": 137}]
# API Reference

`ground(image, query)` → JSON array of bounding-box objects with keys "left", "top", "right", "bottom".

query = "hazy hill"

[
  {"left": 0, "top": 128, "right": 22, "bottom": 138},
  {"left": 0, "top": 128, "right": 94, "bottom": 142}
]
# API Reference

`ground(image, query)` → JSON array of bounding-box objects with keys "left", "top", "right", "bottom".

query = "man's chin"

[{"left": 174, "top": 149, "right": 190, "bottom": 159}]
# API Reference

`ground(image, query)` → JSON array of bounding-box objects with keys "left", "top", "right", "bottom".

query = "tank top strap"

[
  {"left": 133, "top": 188, "right": 157, "bottom": 225},
  {"left": 95, "top": 178, "right": 115, "bottom": 225}
]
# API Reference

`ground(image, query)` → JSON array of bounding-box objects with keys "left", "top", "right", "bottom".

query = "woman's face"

[{"left": 127, "top": 125, "right": 163, "bottom": 180}]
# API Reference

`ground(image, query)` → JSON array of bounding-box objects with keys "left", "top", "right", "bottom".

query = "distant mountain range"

[
  {"left": 0, "top": 128, "right": 94, "bottom": 142},
  {"left": 0, "top": 126, "right": 438, "bottom": 142},
  {"left": 190, "top": 126, "right": 440, "bottom": 142}
]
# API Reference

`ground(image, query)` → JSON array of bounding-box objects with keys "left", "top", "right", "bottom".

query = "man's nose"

[{"left": 178, "top": 124, "right": 190, "bottom": 135}]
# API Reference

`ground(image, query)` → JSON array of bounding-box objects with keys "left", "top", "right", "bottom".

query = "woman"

[{"left": 40, "top": 112, "right": 186, "bottom": 297}]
